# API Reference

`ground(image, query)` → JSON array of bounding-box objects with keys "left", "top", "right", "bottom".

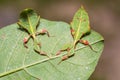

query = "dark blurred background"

[{"left": 0, "top": 0, "right": 120, "bottom": 80}]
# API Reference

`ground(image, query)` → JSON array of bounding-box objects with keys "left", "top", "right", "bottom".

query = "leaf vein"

[{"left": 5, "top": 33, "right": 24, "bottom": 72}]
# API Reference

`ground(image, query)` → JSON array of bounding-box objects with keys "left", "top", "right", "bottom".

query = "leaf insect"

[
  {"left": 17, "top": 9, "right": 50, "bottom": 57},
  {"left": 56, "top": 6, "right": 96, "bottom": 64}
]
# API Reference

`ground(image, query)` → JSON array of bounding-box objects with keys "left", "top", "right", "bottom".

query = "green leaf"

[
  {"left": 0, "top": 19, "right": 104, "bottom": 80},
  {"left": 17, "top": 9, "right": 40, "bottom": 34},
  {"left": 71, "top": 6, "right": 90, "bottom": 42}
]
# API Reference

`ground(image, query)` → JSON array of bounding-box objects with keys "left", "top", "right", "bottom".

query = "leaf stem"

[
  {"left": 0, "top": 55, "right": 61, "bottom": 77},
  {"left": 0, "top": 40, "right": 103, "bottom": 78}
]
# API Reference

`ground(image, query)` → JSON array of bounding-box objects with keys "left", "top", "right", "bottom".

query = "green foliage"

[{"left": 0, "top": 7, "right": 104, "bottom": 80}]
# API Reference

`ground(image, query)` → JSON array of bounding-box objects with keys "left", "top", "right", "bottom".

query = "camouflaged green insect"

[
  {"left": 56, "top": 6, "right": 96, "bottom": 63},
  {"left": 17, "top": 9, "right": 50, "bottom": 57}
]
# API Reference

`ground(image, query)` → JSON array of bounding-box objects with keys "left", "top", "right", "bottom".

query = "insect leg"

[
  {"left": 33, "top": 38, "right": 50, "bottom": 57},
  {"left": 79, "top": 40, "right": 97, "bottom": 52},
  {"left": 36, "top": 28, "right": 50, "bottom": 37},
  {"left": 23, "top": 35, "right": 31, "bottom": 48},
  {"left": 57, "top": 48, "right": 75, "bottom": 64}
]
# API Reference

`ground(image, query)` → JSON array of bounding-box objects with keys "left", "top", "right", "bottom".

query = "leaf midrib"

[{"left": 0, "top": 39, "right": 103, "bottom": 78}]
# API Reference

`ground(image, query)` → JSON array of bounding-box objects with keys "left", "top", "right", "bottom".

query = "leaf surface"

[{"left": 0, "top": 19, "right": 104, "bottom": 80}]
